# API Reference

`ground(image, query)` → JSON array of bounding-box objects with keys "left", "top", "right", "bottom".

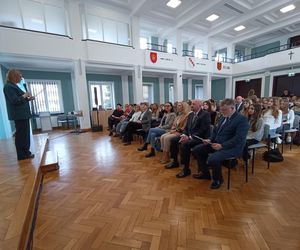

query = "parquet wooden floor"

[{"left": 33, "top": 132, "right": 300, "bottom": 250}]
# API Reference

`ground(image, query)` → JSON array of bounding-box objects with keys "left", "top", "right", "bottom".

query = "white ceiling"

[{"left": 90, "top": 0, "right": 300, "bottom": 49}]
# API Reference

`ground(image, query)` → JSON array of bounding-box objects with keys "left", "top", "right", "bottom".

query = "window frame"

[
  {"left": 142, "top": 83, "right": 154, "bottom": 104},
  {"left": 194, "top": 84, "right": 204, "bottom": 99},
  {"left": 88, "top": 81, "right": 115, "bottom": 110},
  {"left": 27, "top": 79, "right": 64, "bottom": 115}
]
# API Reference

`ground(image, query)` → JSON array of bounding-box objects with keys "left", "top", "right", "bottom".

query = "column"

[
  {"left": 225, "top": 76, "right": 233, "bottom": 98},
  {"left": 176, "top": 30, "right": 182, "bottom": 56},
  {"left": 206, "top": 39, "right": 213, "bottom": 60},
  {"left": 227, "top": 43, "right": 235, "bottom": 61},
  {"left": 0, "top": 70, "right": 12, "bottom": 139},
  {"left": 174, "top": 71, "right": 183, "bottom": 101},
  {"left": 203, "top": 73, "right": 212, "bottom": 100},
  {"left": 159, "top": 77, "right": 165, "bottom": 104},
  {"left": 188, "top": 78, "right": 192, "bottom": 100},
  {"left": 121, "top": 75, "right": 129, "bottom": 105},
  {"left": 72, "top": 59, "right": 91, "bottom": 129},
  {"left": 133, "top": 65, "right": 143, "bottom": 103},
  {"left": 131, "top": 16, "right": 140, "bottom": 49}
]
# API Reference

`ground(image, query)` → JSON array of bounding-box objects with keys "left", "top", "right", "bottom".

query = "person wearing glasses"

[
  {"left": 3, "top": 69, "right": 35, "bottom": 160},
  {"left": 192, "top": 99, "right": 249, "bottom": 189}
]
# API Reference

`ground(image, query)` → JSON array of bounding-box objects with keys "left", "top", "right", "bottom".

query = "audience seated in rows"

[
  {"left": 159, "top": 102, "right": 190, "bottom": 164},
  {"left": 165, "top": 100, "right": 211, "bottom": 178},
  {"left": 192, "top": 99, "right": 249, "bottom": 189},
  {"left": 138, "top": 102, "right": 176, "bottom": 157},
  {"left": 122, "top": 102, "right": 152, "bottom": 145}
]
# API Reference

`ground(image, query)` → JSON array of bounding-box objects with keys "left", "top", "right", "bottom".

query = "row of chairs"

[{"left": 227, "top": 115, "right": 300, "bottom": 189}]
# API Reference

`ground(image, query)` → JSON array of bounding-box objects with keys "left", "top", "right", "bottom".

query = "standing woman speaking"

[{"left": 3, "top": 69, "right": 35, "bottom": 160}]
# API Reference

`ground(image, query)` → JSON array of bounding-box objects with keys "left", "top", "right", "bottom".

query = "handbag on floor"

[{"left": 262, "top": 148, "right": 283, "bottom": 162}]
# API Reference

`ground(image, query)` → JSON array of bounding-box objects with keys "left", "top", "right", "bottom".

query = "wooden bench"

[{"left": 40, "top": 150, "right": 59, "bottom": 173}]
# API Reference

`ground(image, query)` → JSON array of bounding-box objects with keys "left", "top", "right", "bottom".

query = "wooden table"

[
  {"left": 0, "top": 134, "right": 48, "bottom": 249},
  {"left": 91, "top": 110, "right": 113, "bottom": 128}
]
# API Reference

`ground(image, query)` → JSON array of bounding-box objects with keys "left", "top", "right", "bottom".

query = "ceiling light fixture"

[
  {"left": 166, "top": 0, "right": 182, "bottom": 8},
  {"left": 234, "top": 25, "right": 245, "bottom": 31},
  {"left": 280, "top": 4, "right": 296, "bottom": 13},
  {"left": 206, "top": 14, "right": 219, "bottom": 22}
]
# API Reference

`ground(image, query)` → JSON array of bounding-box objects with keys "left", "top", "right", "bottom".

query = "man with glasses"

[{"left": 192, "top": 98, "right": 249, "bottom": 189}]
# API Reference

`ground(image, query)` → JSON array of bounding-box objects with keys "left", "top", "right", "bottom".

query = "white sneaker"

[
  {"left": 276, "top": 137, "right": 282, "bottom": 144},
  {"left": 270, "top": 143, "right": 277, "bottom": 149},
  {"left": 286, "top": 135, "right": 292, "bottom": 143}
]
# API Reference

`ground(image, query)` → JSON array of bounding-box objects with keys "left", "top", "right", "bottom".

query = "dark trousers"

[
  {"left": 14, "top": 119, "right": 31, "bottom": 159},
  {"left": 108, "top": 116, "right": 120, "bottom": 131},
  {"left": 169, "top": 137, "right": 201, "bottom": 168},
  {"left": 123, "top": 121, "right": 142, "bottom": 142},
  {"left": 192, "top": 144, "right": 235, "bottom": 181}
]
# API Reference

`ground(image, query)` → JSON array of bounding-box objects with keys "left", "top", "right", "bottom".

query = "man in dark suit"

[
  {"left": 165, "top": 99, "right": 211, "bottom": 178},
  {"left": 235, "top": 96, "right": 244, "bottom": 113},
  {"left": 3, "top": 69, "right": 35, "bottom": 160},
  {"left": 192, "top": 98, "right": 249, "bottom": 189}
]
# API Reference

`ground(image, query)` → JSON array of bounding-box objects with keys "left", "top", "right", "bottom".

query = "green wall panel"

[
  {"left": 212, "top": 79, "right": 226, "bottom": 101},
  {"left": 264, "top": 75, "right": 270, "bottom": 97},
  {"left": 183, "top": 79, "right": 188, "bottom": 101}
]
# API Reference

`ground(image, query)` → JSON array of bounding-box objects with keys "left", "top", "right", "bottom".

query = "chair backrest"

[
  {"left": 262, "top": 124, "right": 270, "bottom": 141},
  {"left": 57, "top": 114, "right": 67, "bottom": 122},
  {"left": 293, "top": 115, "right": 300, "bottom": 129}
]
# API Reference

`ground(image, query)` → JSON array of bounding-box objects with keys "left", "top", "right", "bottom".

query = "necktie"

[{"left": 192, "top": 113, "right": 197, "bottom": 124}]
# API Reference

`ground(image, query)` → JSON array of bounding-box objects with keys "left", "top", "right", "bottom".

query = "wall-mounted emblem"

[
  {"left": 150, "top": 52, "right": 157, "bottom": 63},
  {"left": 217, "top": 61, "right": 222, "bottom": 71}
]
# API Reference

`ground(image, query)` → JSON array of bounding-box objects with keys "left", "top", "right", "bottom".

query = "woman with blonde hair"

[
  {"left": 262, "top": 97, "right": 282, "bottom": 144},
  {"left": 159, "top": 102, "right": 190, "bottom": 164},
  {"left": 240, "top": 98, "right": 253, "bottom": 117}
]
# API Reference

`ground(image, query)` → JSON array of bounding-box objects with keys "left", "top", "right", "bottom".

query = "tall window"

[
  {"left": 89, "top": 82, "right": 114, "bottom": 109},
  {"left": 86, "top": 14, "right": 130, "bottom": 45},
  {"left": 140, "top": 37, "right": 148, "bottom": 49},
  {"left": 194, "top": 49, "right": 203, "bottom": 59},
  {"left": 28, "top": 80, "right": 63, "bottom": 114},
  {"left": 167, "top": 43, "right": 173, "bottom": 54},
  {"left": 169, "top": 84, "right": 174, "bottom": 103},
  {"left": 142, "top": 84, "right": 153, "bottom": 104},
  {"left": 0, "top": 0, "right": 68, "bottom": 36},
  {"left": 195, "top": 84, "right": 203, "bottom": 99}
]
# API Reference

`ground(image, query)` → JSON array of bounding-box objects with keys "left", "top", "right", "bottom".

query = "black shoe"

[
  {"left": 123, "top": 142, "right": 131, "bottom": 146},
  {"left": 109, "top": 132, "right": 113, "bottom": 136},
  {"left": 165, "top": 161, "right": 179, "bottom": 169},
  {"left": 210, "top": 179, "right": 224, "bottom": 189},
  {"left": 176, "top": 168, "right": 191, "bottom": 178},
  {"left": 193, "top": 172, "right": 211, "bottom": 180},
  {"left": 138, "top": 143, "right": 148, "bottom": 151},
  {"left": 18, "top": 154, "right": 35, "bottom": 161},
  {"left": 145, "top": 150, "right": 155, "bottom": 158}
]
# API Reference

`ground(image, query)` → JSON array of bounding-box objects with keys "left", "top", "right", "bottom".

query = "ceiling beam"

[
  {"left": 206, "top": 0, "right": 292, "bottom": 38},
  {"left": 232, "top": 14, "right": 300, "bottom": 43},
  {"left": 130, "top": 0, "right": 149, "bottom": 17},
  {"left": 160, "top": 0, "right": 226, "bottom": 38}
]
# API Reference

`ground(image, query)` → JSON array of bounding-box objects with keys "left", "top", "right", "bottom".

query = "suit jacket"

[
  {"left": 183, "top": 109, "right": 211, "bottom": 139},
  {"left": 3, "top": 82, "right": 31, "bottom": 120},
  {"left": 140, "top": 109, "right": 152, "bottom": 132},
  {"left": 235, "top": 102, "right": 244, "bottom": 113},
  {"left": 210, "top": 111, "right": 249, "bottom": 156}
]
